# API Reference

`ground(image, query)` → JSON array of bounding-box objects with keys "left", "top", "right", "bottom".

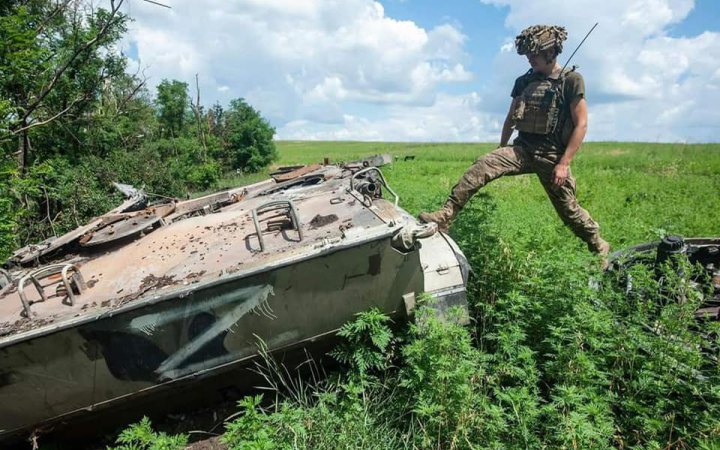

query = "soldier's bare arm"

[
  {"left": 500, "top": 97, "right": 519, "bottom": 147},
  {"left": 552, "top": 97, "right": 588, "bottom": 187}
]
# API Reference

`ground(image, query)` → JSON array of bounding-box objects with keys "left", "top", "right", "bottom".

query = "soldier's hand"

[{"left": 552, "top": 163, "right": 569, "bottom": 187}]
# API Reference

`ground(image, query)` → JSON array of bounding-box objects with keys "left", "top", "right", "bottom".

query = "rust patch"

[
  {"left": 110, "top": 274, "right": 179, "bottom": 309},
  {"left": 140, "top": 274, "right": 177, "bottom": 291},
  {"left": 0, "top": 316, "right": 57, "bottom": 336},
  {"left": 272, "top": 164, "right": 322, "bottom": 182},
  {"left": 309, "top": 214, "right": 339, "bottom": 229},
  {"left": 186, "top": 270, "right": 207, "bottom": 283},
  {"left": 0, "top": 321, "right": 12, "bottom": 337},
  {"left": 225, "top": 262, "right": 245, "bottom": 274},
  {"left": 339, "top": 222, "right": 354, "bottom": 233}
]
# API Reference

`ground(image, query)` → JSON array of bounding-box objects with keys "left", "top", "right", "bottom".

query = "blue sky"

[
  {"left": 122, "top": 0, "right": 720, "bottom": 142},
  {"left": 667, "top": 0, "right": 720, "bottom": 37}
]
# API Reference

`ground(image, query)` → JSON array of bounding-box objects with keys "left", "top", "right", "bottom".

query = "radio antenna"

[
  {"left": 561, "top": 22, "right": 598, "bottom": 72},
  {"left": 142, "top": 0, "right": 171, "bottom": 9}
]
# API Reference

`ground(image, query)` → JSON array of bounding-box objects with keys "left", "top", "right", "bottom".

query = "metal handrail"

[
  {"left": 251, "top": 200, "right": 303, "bottom": 252},
  {"left": 350, "top": 167, "right": 400, "bottom": 206},
  {"left": 18, "top": 263, "right": 86, "bottom": 317}
]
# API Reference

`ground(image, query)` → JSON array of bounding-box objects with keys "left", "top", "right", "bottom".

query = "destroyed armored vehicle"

[
  {"left": 609, "top": 236, "right": 720, "bottom": 319},
  {"left": 0, "top": 156, "right": 469, "bottom": 441}
]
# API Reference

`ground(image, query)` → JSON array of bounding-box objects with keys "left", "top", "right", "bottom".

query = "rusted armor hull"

[{"left": 0, "top": 159, "right": 469, "bottom": 440}]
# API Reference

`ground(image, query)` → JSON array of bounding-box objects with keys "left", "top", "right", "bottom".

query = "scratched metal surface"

[
  {"left": 0, "top": 165, "right": 399, "bottom": 341},
  {"left": 0, "top": 160, "right": 472, "bottom": 441}
]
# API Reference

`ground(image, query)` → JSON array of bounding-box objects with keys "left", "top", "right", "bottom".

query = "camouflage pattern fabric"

[
  {"left": 515, "top": 25, "right": 568, "bottom": 55},
  {"left": 447, "top": 146, "right": 601, "bottom": 244},
  {"left": 511, "top": 76, "right": 563, "bottom": 135}
]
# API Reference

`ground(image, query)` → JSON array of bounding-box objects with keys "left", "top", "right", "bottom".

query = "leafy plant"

[
  {"left": 108, "top": 416, "right": 187, "bottom": 450},
  {"left": 330, "top": 308, "right": 395, "bottom": 376}
]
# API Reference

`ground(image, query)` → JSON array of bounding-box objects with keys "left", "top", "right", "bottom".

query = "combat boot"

[
  {"left": 587, "top": 235, "right": 611, "bottom": 270},
  {"left": 418, "top": 201, "right": 460, "bottom": 233}
]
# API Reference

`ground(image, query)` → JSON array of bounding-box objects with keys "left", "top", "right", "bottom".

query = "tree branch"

[
  {"left": 116, "top": 78, "right": 147, "bottom": 114},
  {"left": 35, "top": 0, "right": 74, "bottom": 36},
  {"left": 11, "top": 94, "right": 89, "bottom": 135},
  {"left": 192, "top": 73, "right": 208, "bottom": 161},
  {"left": 42, "top": 186, "right": 57, "bottom": 237},
  {"left": 18, "top": 0, "right": 126, "bottom": 125}
]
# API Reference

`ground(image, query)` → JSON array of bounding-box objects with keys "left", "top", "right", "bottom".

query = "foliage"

[
  {"left": 0, "top": 0, "right": 130, "bottom": 163},
  {"left": 107, "top": 416, "right": 187, "bottom": 450},
  {"left": 221, "top": 99, "right": 277, "bottom": 172},
  {"left": 155, "top": 80, "right": 189, "bottom": 138},
  {"left": 222, "top": 391, "right": 409, "bottom": 450},
  {"left": 398, "top": 308, "right": 492, "bottom": 449},
  {"left": 0, "top": 161, "right": 20, "bottom": 256},
  {"left": 0, "top": 1, "right": 277, "bottom": 259},
  {"left": 330, "top": 308, "right": 395, "bottom": 376}
]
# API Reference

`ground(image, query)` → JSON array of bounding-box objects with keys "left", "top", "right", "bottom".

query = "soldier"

[{"left": 419, "top": 24, "right": 610, "bottom": 258}]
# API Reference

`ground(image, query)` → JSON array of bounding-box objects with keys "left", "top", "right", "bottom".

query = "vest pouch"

[{"left": 512, "top": 78, "right": 561, "bottom": 135}]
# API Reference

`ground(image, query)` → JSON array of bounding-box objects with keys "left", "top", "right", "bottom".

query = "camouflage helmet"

[{"left": 515, "top": 25, "right": 567, "bottom": 55}]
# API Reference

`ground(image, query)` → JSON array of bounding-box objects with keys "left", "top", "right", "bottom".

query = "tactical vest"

[{"left": 512, "top": 69, "right": 571, "bottom": 135}]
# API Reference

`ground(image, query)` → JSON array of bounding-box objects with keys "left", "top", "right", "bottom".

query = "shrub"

[
  {"left": 108, "top": 416, "right": 187, "bottom": 450},
  {"left": 221, "top": 99, "right": 277, "bottom": 173}
]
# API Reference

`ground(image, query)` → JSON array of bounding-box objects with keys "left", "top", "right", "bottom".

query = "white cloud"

[
  {"left": 121, "top": 0, "right": 719, "bottom": 142},
  {"left": 278, "top": 92, "right": 497, "bottom": 141},
  {"left": 122, "top": 0, "right": 471, "bottom": 127},
  {"left": 480, "top": 0, "right": 720, "bottom": 142}
]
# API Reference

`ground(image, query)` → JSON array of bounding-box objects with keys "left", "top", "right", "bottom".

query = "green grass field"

[{"left": 271, "top": 141, "right": 720, "bottom": 250}]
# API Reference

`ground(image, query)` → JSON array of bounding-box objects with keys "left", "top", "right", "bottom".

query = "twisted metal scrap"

[{"left": 515, "top": 25, "right": 568, "bottom": 55}]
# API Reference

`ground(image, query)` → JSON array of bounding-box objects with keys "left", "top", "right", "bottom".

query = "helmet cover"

[{"left": 515, "top": 25, "right": 568, "bottom": 55}]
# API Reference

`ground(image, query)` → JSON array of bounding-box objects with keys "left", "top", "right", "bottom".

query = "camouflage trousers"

[{"left": 448, "top": 145, "right": 600, "bottom": 243}]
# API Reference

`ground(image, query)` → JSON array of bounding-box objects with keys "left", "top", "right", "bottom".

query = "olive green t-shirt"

[{"left": 510, "top": 69, "right": 585, "bottom": 153}]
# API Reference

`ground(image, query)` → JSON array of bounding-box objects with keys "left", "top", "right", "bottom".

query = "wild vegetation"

[
  {"left": 105, "top": 141, "right": 720, "bottom": 450},
  {"left": 0, "top": 0, "right": 277, "bottom": 259}
]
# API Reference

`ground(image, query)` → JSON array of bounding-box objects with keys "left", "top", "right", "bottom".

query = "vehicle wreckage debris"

[
  {"left": 0, "top": 155, "right": 473, "bottom": 443},
  {"left": 609, "top": 237, "right": 720, "bottom": 321}
]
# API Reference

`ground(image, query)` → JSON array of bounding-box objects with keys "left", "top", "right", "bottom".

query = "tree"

[
  {"left": 0, "top": 2, "right": 279, "bottom": 257},
  {"left": 0, "top": 0, "right": 132, "bottom": 170},
  {"left": 0, "top": 0, "right": 155, "bottom": 255},
  {"left": 155, "top": 79, "right": 189, "bottom": 138},
  {"left": 222, "top": 98, "right": 277, "bottom": 172},
  {"left": 207, "top": 102, "right": 224, "bottom": 137}
]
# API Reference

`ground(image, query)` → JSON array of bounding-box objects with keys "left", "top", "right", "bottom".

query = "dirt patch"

[
  {"left": 186, "top": 270, "right": 207, "bottom": 283},
  {"left": 309, "top": 214, "right": 339, "bottom": 229},
  {"left": 0, "top": 316, "right": 57, "bottom": 337},
  {"left": 140, "top": 274, "right": 177, "bottom": 291},
  {"left": 111, "top": 274, "right": 179, "bottom": 308},
  {"left": 0, "top": 321, "right": 14, "bottom": 337},
  {"left": 608, "top": 148, "right": 628, "bottom": 156},
  {"left": 225, "top": 262, "right": 245, "bottom": 275},
  {"left": 186, "top": 436, "right": 228, "bottom": 450}
]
